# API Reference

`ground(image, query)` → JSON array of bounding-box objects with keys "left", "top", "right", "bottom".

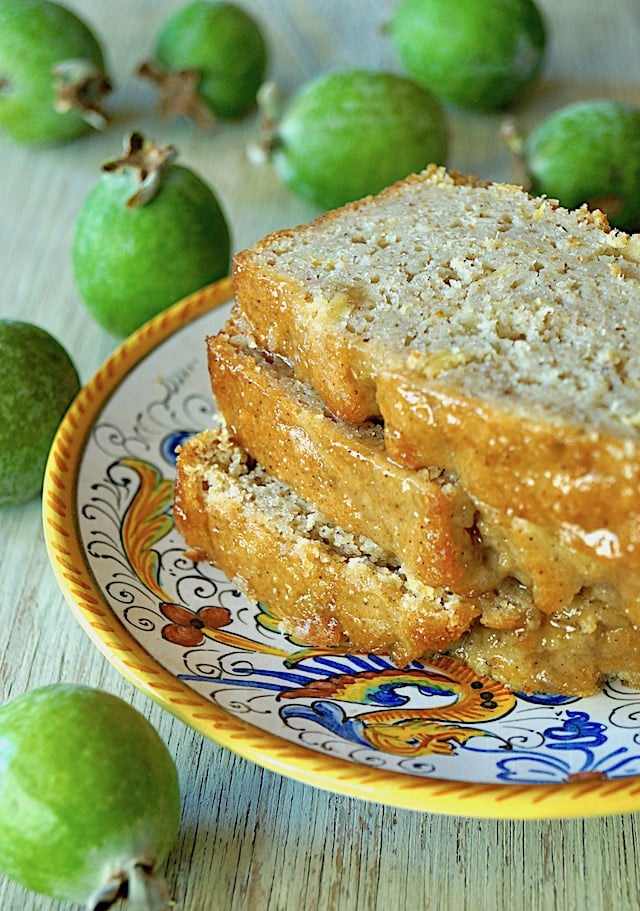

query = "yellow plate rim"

[{"left": 42, "top": 278, "right": 640, "bottom": 820}]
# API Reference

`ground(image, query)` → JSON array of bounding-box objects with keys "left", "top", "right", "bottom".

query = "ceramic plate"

[{"left": 44, "top": 278, "right": 640, "bottom": 819}]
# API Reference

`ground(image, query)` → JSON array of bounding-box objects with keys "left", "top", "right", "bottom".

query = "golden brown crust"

[
  {"left": 379, "top": 372, "right": 640, "bottom": 578},
  {"left": 174, "top": 441, "right": 346, "bottom": 650},
  {"left": 174, "top": 429, "right": 481, "bottom": 664}
]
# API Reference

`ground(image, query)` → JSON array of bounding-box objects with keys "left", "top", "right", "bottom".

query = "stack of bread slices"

[{"left": 174, "top": 165, "right": 640, "bottom": 696}]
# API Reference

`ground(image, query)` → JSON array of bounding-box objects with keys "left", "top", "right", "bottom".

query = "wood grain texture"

[{"left": 2, "top": 1, "right": 640, "bottom": 909}]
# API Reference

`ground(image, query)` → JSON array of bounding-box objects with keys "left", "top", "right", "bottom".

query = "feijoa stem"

[
  {"left": 102, "top": 132, "right": 178, "bottom": 209},
  {"left": 52, "top": 59, "right": 112, "bottom": 130},
  {"left": 87, "top": 859, "right": 173, "bottom": 911},
  {"left": 246, "top": 81, "right": 284, "bottom": 164},
  {"left": 137, "top": 60, "right": 215, "bottom": 131}
]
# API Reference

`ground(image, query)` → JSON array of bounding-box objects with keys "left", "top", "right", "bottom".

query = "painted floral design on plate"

[{"left": 74, "top": 302, "right": 640, "bottom": 789}]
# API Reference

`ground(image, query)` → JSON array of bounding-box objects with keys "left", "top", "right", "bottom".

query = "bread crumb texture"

[{"left": 243, "top": 166, "right": 640, "bottom": 435}]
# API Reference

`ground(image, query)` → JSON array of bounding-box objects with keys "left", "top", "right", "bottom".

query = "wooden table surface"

[{"left": 2, "top": 1, "right": 640, "bottom": 909}]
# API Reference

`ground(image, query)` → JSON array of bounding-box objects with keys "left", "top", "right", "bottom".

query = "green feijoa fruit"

[
  {"left": 0, "top": 320, "right": 80, "bottom": 508},
  {"left": 0, "top": 0, "right": 111, "bottom": 144},
  {"left": 267, "top": 69, "right": 448, "bottom": 210},
  {"left": 0, "top": 684, "right": 180, "bottom": 908},
  {"left": 388, "top": 0, "right": 546, "bottom": 112},
  {"left": 73, "top": 132, "right": 231, "bottom": 337},
  {"left": 139, "top": 0, "right": 267, "bottom": 128},
  {"left": 523, "top": 99, "right": 640, "bottom": 232}
]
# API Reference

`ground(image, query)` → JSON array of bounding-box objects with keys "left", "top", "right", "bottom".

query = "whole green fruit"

[
  {"left": 0, "top": 684, "right": 181, "bottom": 908},
  {"left": 0, "top": 0, "right": 111, "bottom": 144},
  {"left": 0, "top": 320, "right": 80, "bottom": 508},
  {"left": 139, "top": 0, "right": 267, "bottom": 127},
  {"left": 268, "top": 69, "right": 448, "bottom": 210},
  {"left": 523, "top": 99, "right": 640, "bottom": 232},
  {"left": 73, "top": 132, "right": 231, "bottom": 337},
  {"left": 388, "top": 0, "right": 546, "bottom": 112}
]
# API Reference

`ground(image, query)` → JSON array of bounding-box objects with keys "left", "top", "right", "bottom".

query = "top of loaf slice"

[{"left": 233, "top": 165, "right": 640, "bottom": 437}]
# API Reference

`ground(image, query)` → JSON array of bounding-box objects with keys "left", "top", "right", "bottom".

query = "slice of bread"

[
  {"left": 232, "top": 165, "right": 640, "bottom": 573},
  {"left": 174, "top": 425, "right": 482, "bottom": 665},
  {"left": 174, "top": 426, "right": 640, "bottom": 695},
  {"left": 207, "top": 321, "right": 613, "bottom": 615},
  {"left": 207, "top": 319, "right": 494, "bottom": 596}
]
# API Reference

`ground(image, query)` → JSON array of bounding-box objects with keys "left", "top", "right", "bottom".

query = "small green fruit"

[
  {"left": 0, "top": 684, "right": 180, "bottom": 909},
  {"left": 523, "top": 99, "right": 640, "bottom": 233},
  {"left": 0, "top": 0, "right": 111, "bottom": 144},
  {"left": 388, "top": 0, "right": 546, "bottom": 112},
  {"left": 139, "top": 0, "right": 267, "bottom": 128},
  {"left": 0, "top": 320, "right": 80, "bottom": 508},
  {"left": 73, "top": 132, "right": 231, "bottom": 337},
  {"left": 264, "top": 69, "right": 448, "bottom": 210}
]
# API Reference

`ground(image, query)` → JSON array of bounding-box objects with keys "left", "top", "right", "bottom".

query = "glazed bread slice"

[
  {"left": 207, "top": 321, "right": 621, "bottom": 615},
  {"left": 232, "top": 165, "right": 640, "bottom": 574},
  {"left": 207, "top": 319, "right": 495, "bottom": 597},
  {"left": 174, "top": 427, "right": 640, "bottom": 695},
  {"left": 174, "top": 425, "right": 482, "bottom": 665}
]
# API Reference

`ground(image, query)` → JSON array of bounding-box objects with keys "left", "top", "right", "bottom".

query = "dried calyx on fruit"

[
  {"left": 138, "top": 0, "right": 267, "bottom": 129},
  {"left": 137, "top": 58, "right": 215, "bottom": 130},
  {"left": 51, "top": 58, "right": 111, "bottom": 130},
  {"left": 102, "top": 130, "right": 179, "bottom": 209}
]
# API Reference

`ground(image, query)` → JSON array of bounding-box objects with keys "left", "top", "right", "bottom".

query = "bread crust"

[
  {"left": 380, "top": 373, "right": 640, "bottom": 579},
  {"left": 174, "top": 428, "right": 481, "bottom": 665}
]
